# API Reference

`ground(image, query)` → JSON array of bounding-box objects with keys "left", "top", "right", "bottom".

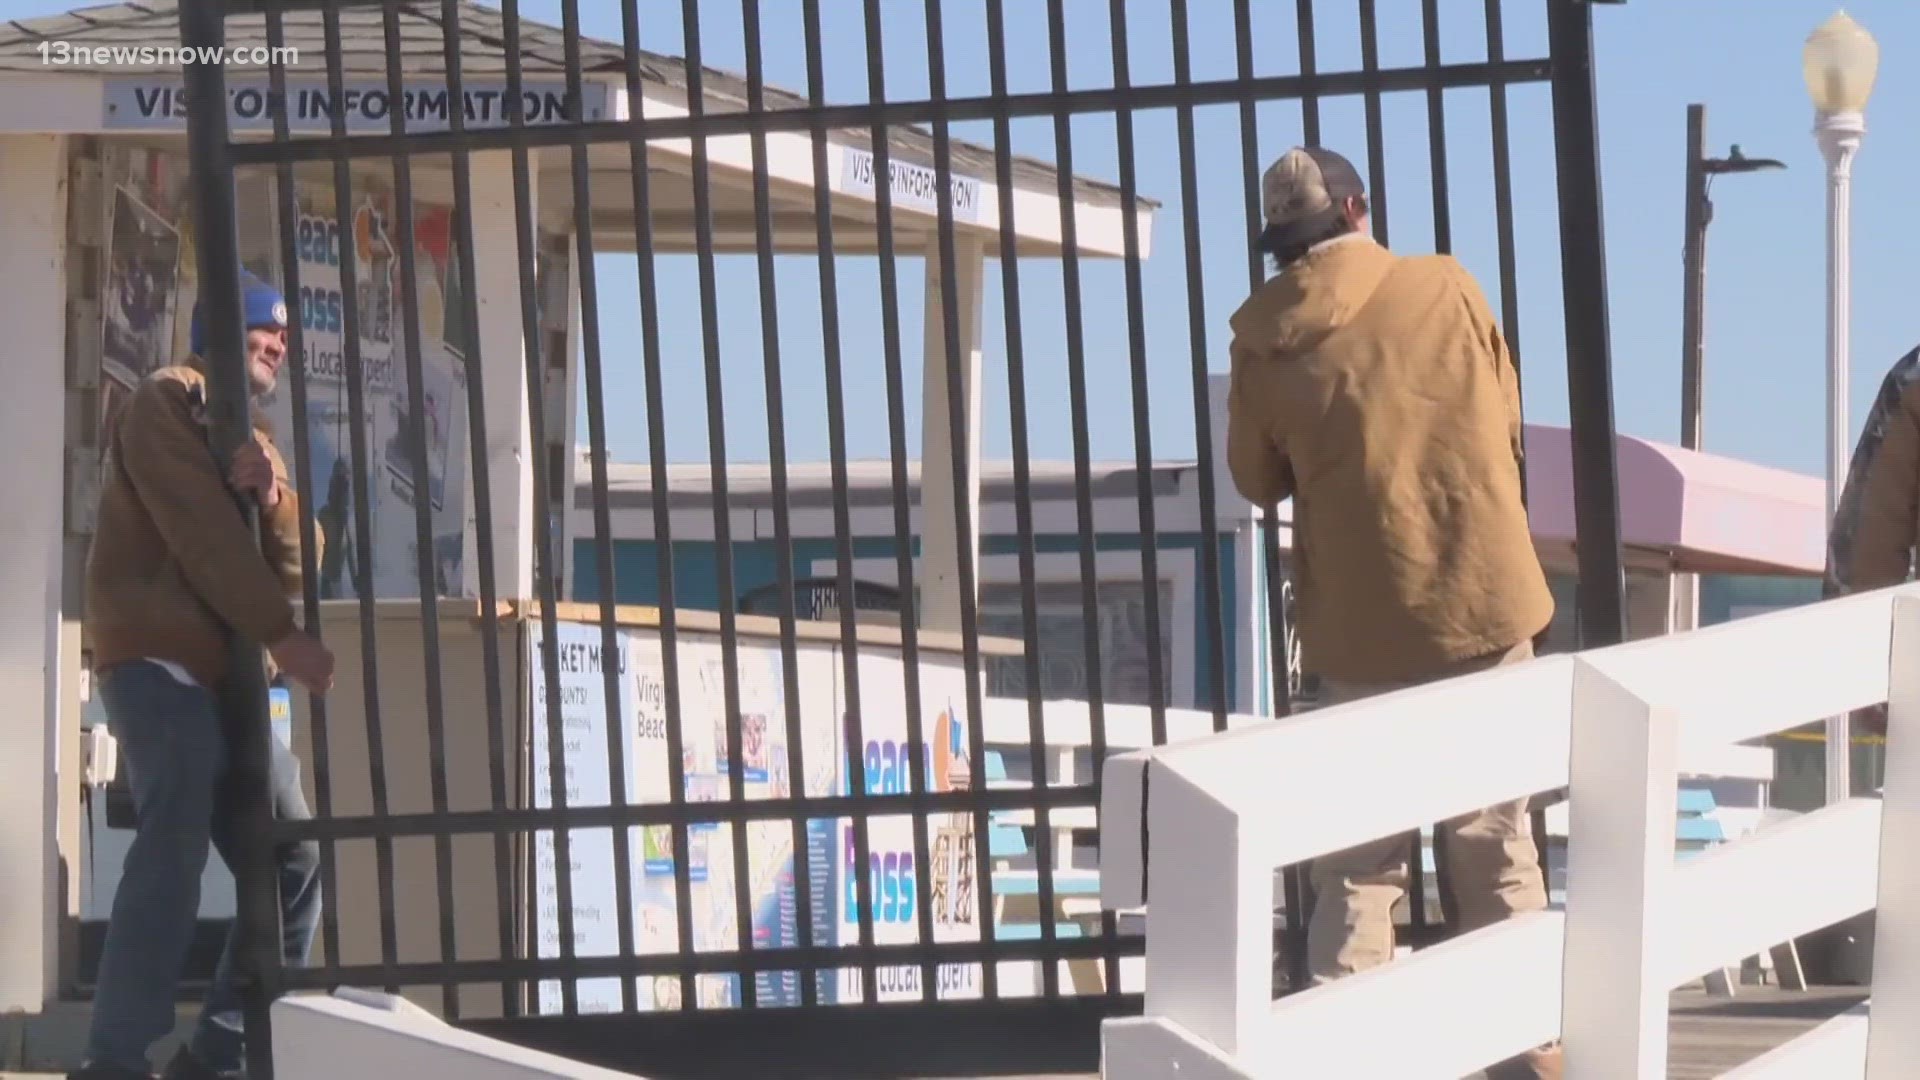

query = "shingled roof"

[{"left": 0, "top": 1, "right": 1151, "bottom": 211}]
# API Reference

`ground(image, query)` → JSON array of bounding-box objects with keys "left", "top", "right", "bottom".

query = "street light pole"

[
  {"left": 1817, "top": 108, "right": 1861, "bottom": 546},
  {"left": 1681, "top": 104, "right": 1709, "bottom": 454},
  {"left": 1818, "top": 109, "right": 1862, "bottom": 804},
  {"left": 1675, "top": 105, "right": 1781, "bottom": 636},
  {"left": 1804, "top": 10, "right": 1878, "bottom": 806},
  {"left": 1680, "top": 111, "right": 1787, "bottom": 455}
]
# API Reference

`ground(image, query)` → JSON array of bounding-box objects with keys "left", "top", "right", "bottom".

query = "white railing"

[
  {"left": 1099, "top": 582, "right": 1920, "bottom": 1079},
  {"left": 273, "top": 990, "right": 645, "bottom": 1078}
]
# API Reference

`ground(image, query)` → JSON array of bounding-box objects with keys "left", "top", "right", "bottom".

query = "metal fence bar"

[
  {"left": 1236, "top": 0, "right": 1310, "bottom": 994},
  {"left": 1260, "top": 522, "right": 1302, "bottom": 990},
  {"left": 375, "top": 0, "right": 462, "bottom": 1018},
  {"left": 1043, "top": 0, "right": 1120, "bottom": 996},
  {"left": 272, "top": 783, "right": 1104, "bottom": 844},
  {"left": 796, "top": 0, "right": 867, "bottom": 1008},
  {"left": 259, "top": 0, "right": 343, "bottom": 983},
  {"left": 177, "top": 3, "right": 283, "bottom": 1072},
  {"left": 1423, "top": 0, "right": 1455, "bottom": 257},
  {"left": 1294, "top": 0, "right": 1322, "bottom": 146},
  {"left": 226, "top": 59, "right": 1554, "bottom": 167},
  {"left": 1546, "top": 0, "right": 1628, "bottom": 648},
  {"left": 1107, "top": 0, "right": 1170, "bottom": 755},
  {"left": 556, "top": 0, "right": 641, "bottom": 1017},
  {"left": 1485, "top": 0, "right": 1526, "bottom": 447},
  {"left": 499, "top": 0, "right": 579, "bottom": 1017},
  {"left": 1545, "top": 0, "right": 1631, "bottom": 916},
  {"left": 739, "top": 0, "right": 815, "bottom": 1007},
  {"left": 1351, "top": 0, "right": 1433, "bottom": 941},
  {"left": 1477, "top": 0, "right": 1557, "bottom": 890},
  {"left": 921, "top": 0, "right": 1001, "bottom": 1003},
  {"left": 675, "top": 0, "right": 760, "bottom": 1011},
  {"left": 274, "top": 929, "right": 1142, "bottom": 991},
  {"left": 270, "top": 778, "right": 1109, "bottom": 839},
  {"left": 1169, "top": 0, "right": 1231, "bottom": 735},
  {"left": 1419, "top": 0, "right": 1469, "bottom": 932},
  {"left": 1357, "top": 0, "right": 1392, "bottom": 246},
  {"left": 858, "top": 0, "right": 918, "bottom": 1006},
  {"left": 983, "top": 0, "right": 1060, "bottom": 995},
  {"left": 431, "top": 0, "right": 521, "bottom": 1016},
  {"left": 614, "top": 0, "right": 700, "bottom": 1013},
  {"left": 316, "top": 0, "right": 401, "bottom": 995}
]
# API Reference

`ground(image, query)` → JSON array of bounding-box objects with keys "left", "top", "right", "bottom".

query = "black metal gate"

[{"left": 177, "top": 0, "right": 1628, "bottom": 1075}]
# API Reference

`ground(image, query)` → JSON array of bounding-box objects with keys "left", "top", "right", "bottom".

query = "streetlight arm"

[
  {"left": 1702, "top": 156, "right": 1787, "bottom": 174},
  {"left": 1815, "top": 110, "right": 1866, "bottom": 175}
]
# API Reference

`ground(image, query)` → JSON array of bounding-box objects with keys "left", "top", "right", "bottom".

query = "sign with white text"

[
  {"left": 837, "top": 147, "right": 983, "bottom": 224},
  {"left": 102, "top": 76, "right": 610, "bottom": 133},
  {"left": 528, "top": 624, "right": 841, "bottom": 1014}
]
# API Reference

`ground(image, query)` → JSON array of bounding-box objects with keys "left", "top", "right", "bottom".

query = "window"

[
  {"left": 1539, "top": 572, "right": 1582, "bottom": 654},
  {"left": 1701, "top": 575, "right": 1823, "bottom": 625},
  {"left": 813, "top": 549, "right": 1195, "bottom": 710},
  {"left": 976, "top": 579, "right": 1175, "bottom": 708},
  {"left": 1538, "top": 568, "right": 1676, "bottom": 651}
]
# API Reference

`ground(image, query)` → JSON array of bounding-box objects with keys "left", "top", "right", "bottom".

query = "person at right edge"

[
  {"left": 74, "top": 273, "right": 335, "bottom": 1080},
  {"left": 1225, "top": 146, "right": 1560, "bottom": 1080},
  {"left": 1823, "top": 345, "right": 1920, "bottom": 742}
]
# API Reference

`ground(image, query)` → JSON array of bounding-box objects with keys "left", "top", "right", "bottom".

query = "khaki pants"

[{"left": 1305, "top": 639, "right": 1549, "bottom": 983}]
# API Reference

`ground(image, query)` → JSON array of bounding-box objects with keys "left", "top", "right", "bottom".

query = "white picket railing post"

[
  {"left": 1867, "top": 594, "right": 1920, "bottom": 1077},
  {"left": 1100, "top": 583, "right": 1920, "bottom": 1079},
  {"left": 1561, "top": 661, "right": 1678, "bottom": 1079},
  {"left": 1141, "top": 763, "right": 1272, "bottom": 1059}
]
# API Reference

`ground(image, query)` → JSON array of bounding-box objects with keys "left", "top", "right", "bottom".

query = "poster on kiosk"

[
  {"left": 257, "top": 182, "right": 473, "bottom": 602},
  {"left": 833, "top": 655, "right": 984, "bottom": 1004},
  {"left": 527, "top": 620, "right": 841, "bottom": 1014},
  {"left": 526, "top": 616, "right": 986, "bottom": 1012},
  {"left": 91, "top": 147, "right": 478, "bottom": 604}
]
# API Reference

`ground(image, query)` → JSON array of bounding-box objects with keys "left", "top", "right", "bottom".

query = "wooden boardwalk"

[
  {"left": 0, "top": 986, "right": 1864, "bottom": 1078},
  {"left": 914, "top": 985, "right": 1872, "bottom": 1080},
  {"left": 1664, "top": 984, "right": 1867, "bottom": 1079}
]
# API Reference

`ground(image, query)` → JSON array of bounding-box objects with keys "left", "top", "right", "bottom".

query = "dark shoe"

[
  {"left": 67, "top": 1064, "right": 155, "bottom": 1080},
  {"left": 1485, "top": 1042, "right": 1563, "bottom": 1080},
  {"left": 160, "top": 1047, "right": 241, "bottom": 1080}
]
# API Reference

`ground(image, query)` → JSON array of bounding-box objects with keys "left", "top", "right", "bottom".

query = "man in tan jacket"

[
  {"left": 1226, "top": 147, "right": 1559, "bottom": 1079},
  {"left": 77, "top": 273, "right": 334, "bottom": 1080},
  {"left": 1828, "top": 345, "right": 1920, "bottom": 599},
  {"left": 1824, "top": 344, "right": 1920, "bottom": 744}
]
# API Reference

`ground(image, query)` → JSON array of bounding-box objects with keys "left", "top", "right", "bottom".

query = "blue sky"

[{"left": 17, "top": 0, "right": 1920, "bottom": 477}]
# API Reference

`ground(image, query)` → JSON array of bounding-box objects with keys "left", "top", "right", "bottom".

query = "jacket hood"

[{"left": 1228, "top": 234, "right": 1397, "bottom": 360}]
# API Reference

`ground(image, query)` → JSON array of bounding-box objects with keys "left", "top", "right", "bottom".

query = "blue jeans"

[{"left": 87, "top": 661, "right": 323, "bottom": 1075}]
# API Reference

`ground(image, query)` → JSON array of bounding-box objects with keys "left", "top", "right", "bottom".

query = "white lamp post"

[{"left": 1804, "top": 10, "right": 1879, "bottom": 805}]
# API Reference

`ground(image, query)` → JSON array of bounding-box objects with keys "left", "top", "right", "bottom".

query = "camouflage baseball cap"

[{"left": 1260, "top": 146, "right": 1365, "bottom": 246}]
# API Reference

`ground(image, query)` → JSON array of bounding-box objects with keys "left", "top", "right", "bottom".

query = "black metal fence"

[{"left": 177, "top": 0, "right": 1627, "bottom": 1075}]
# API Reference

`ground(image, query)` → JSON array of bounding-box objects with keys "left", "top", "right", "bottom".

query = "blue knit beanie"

[{"left": 189, "top": 271, "right": 289, "bottom": 356}]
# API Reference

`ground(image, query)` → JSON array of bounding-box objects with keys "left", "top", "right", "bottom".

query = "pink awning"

[{"left": 1521, "top": 424, "right": 1826, "bottom": 577}]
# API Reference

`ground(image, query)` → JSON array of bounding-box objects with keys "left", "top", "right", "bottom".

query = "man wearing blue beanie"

[
  {"left": 188, "top": 272, "right": 292, "bottom": 394},
  {"left": 78, "top": 270, "right": 333, "bottom": 1080}
]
